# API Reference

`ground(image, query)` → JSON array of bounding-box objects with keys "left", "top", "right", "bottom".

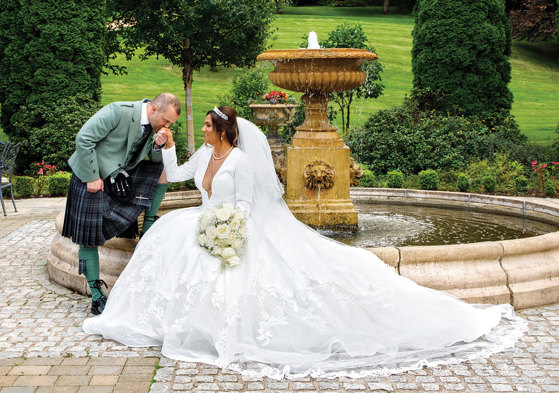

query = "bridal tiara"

[{"left": 213, "top": 106, "right": 229, "bottom": 121}]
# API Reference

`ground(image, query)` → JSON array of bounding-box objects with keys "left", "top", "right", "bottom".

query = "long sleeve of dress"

[
  {"left": 234, "top": 153, "right": 254, "bottom": 216},
  {"left": 162, "top": 145, "right": 207, "bottom": 182}
]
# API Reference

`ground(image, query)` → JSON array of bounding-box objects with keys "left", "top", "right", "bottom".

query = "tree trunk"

[
  {"left": 384, "top": 0, "right": 389, "bottom": 14},
  {"left": 182, "top": 39, "right": 195, "bottom": 155},
  {"left": 345, "top": 94, "right": 353, "bottom": 135}
]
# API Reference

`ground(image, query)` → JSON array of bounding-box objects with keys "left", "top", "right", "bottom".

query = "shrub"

[
  {"left": 13, "top": 176, "right": 34, "bottom": 198},
  {"left": 11, "top": 95, "right": 102, "bottom": 172},
  {"left": 418, "top": 169, "right": 439, "bottom": 190},
  {"left": 359, "top": 169, "right": 377, "bottom": 187},
  {"left": 346, "top": 98, "right": 526, "bottom": 175},
  {"left": 515, "top": 175, "right": 529, "bottom": 193},
  {"left": 412, "top": 0, "right": 512, "bottom": 117},
  {"left": 48, "top": 173, "right": 71, "bottom": 196},
  {"left": 456, "top": 173, "right": 471, "bottom": 192},
  {"left": 545, "top": 179, "right": 557, "bottom": 196},
  {"left": 168, "top": 179, "right": 197, "bottom": 192},
  {"left": 482, "top": 175, "right": 497, "bottom": 193},
  {"left": 387, "top": 170, "right": 404, "bottom": 188},
  {"left": 218, "top": 66, "right": 269, "bottom": 120}
]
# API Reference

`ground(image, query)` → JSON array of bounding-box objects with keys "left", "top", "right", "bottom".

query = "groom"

[{"left": 62, "top": 93, "right": 178, "bottom": 315}]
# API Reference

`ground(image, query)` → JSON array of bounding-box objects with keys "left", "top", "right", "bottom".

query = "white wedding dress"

[{"left": 83, "top": 118, "right": 526, "bottom": 379}]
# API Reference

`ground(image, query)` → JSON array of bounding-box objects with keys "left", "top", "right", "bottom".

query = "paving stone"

[
  {"left": 87, "top": 366, "right": 122, "bottom": 376},
  {"left": 85, "top": 358, "right": 126, "bottom": 366},
  {"left": 9, "top": 366, "right": 51, "bottom": 376},
  {"left": 53, "top": 376, "right": 91, "bottom": 386},
  {"left": 59, "top": 359, "right": 88, "bottom": 367},
  {"left": 36, "top": 387, "right": 79, "bottom": 393},
  {"left": 75, "top": 387, "right": 113, "bottom": 393},
  {"left": 0, "top": 387, "right": 38, "bottom": 393},
  {"left": 87, "top": 376, "right": 118, "bottom": 386},
  {"left": 13, "top": 375, "right": 58, "bottom": 386},
  {"left": 22, "top": 358, "right": 63, "bottom": 366},
  {"left": 116, "top": 373, "right": 153, "bottom": 382},
  {"left": 148, "top": 383, "right": 169, "bottom": 393},
  {"left": 221, "top": 382, "right": 244, "bottom": 390},
  {"left": 48, "top": 367, "right": 90, "bottom": 376},
  {"left": 124, "top": 358, "right": 158, "bottom": 366}
]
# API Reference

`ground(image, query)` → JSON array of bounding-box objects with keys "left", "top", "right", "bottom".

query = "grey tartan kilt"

[{"left": 62, "top": 161, "right": 164, "bottom": 246}]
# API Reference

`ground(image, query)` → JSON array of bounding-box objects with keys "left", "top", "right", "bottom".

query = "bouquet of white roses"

[{"left": 197, "top": 202, "right": 248, "bottom": 268}]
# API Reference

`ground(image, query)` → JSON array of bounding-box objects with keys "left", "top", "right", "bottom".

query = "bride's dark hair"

[{"left": 207, "top": 106, "right": 238, "bottom": 147}]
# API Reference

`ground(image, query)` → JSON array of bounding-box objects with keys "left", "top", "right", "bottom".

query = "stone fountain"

[{"left": 256, "top": 36, "right": 377, "bottom": 229}]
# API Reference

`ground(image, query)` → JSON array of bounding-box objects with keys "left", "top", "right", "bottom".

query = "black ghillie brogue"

[{"left": 89, "top": 279, "right": 108, "bottom": 315}]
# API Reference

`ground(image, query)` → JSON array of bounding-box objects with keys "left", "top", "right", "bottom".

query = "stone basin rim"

[
  {"left": 257, "top": 48, "right": 378, "bottom": 61},
  {"left": 47, "top": 188, "right": 559, "bottom": 310}
]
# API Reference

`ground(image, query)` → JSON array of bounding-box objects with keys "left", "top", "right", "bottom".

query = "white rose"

[
  {"left": 200, "top": 215, "right": 211, "bottom": 231},
  {"left": 205, "top": 237, "right": 216, "bottom": 248},
  {"left": 227, "top": 256, "right": 241, "bottom": 267},
  {"left": 230, "top": 218, "right": 241, "bottom": 231},
  {"left": 197, "top": 234, "right": 207, "bottom": 246},
  {"left": 212, "top": 246, "right": 223, "bottom": 256},
  {"left": 216, "top": 208, "right": 231, "bottom": 222},
  {"left": 221, "top": 247, "right": 236, "bottom": 259},
  {"left": 233, "top": 239, "right": 244, "bottom": 250},
  {"left": 206, "top": 226, "right": 218, "bottom": 239},
  {"left": 217, "top": 239, "right": 228, "bottom": 248},
  {"left": 216, "top": 223, "right": 231, "bottom": 239}
]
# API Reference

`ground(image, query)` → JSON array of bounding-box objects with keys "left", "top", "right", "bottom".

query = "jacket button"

[
  {"left": 90, "top": 160, "right": 93, "bottom": 163},
  {"left": 118, "top": 163, "right": 121, "bottom": 167},
  {"left": 90, "top": 149, "right": 94, "bottom": 153},
  {"left": 93, "top": 170, "right": 96, "bottom": 173}
]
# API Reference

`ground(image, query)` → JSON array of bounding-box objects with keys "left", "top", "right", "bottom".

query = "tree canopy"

[
  {"left": 0, "top": 0, "right": 106, "bottom": 169},
  {"left": 109, "top": 0, "right": 284, "bottom": 153},
  {"left": 319, "top": 23, "right": 384, "bottom": 134}
]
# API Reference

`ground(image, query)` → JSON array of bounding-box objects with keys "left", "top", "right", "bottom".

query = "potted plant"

[{"left": 249, "top": 90, "right": 298, "bottom": 148}]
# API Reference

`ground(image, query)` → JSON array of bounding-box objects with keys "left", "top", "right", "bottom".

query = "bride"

[{"left": 83, "top": 106, "right": 526, "bottom": 379}]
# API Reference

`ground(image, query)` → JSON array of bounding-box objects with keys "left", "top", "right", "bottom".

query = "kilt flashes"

[{"left": 62, "top": 161, "right": 164, "bottom": 246}]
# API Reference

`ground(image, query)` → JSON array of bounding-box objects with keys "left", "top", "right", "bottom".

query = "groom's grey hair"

[{"left": 152, "top": 93, "right": 181, "bottom": 115}]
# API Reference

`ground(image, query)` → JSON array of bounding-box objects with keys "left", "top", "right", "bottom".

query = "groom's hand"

[
  {"left": 158, "top": 128, "right": 175, "bottom": 149},
  {"left": 87, "top": 178, "right": 104, "bottom": 193},
  {"left": 153, "top": 128, "right": 167, "bottom": 149}
]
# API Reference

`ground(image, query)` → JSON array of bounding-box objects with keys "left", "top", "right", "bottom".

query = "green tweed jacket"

[{"left": 68, "top": 99, "right": 163, "bottom": 183}]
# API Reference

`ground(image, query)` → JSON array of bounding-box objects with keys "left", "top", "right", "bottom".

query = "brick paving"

[{"left": 2, "top": 196, "right": 559, "bottom": 392}]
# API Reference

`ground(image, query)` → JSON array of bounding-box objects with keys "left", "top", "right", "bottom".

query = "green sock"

[
  {"left": 142, "top": 183, "right": 168, "bottom": 234},
  {"left": 78, "top": 246, "right": 104, "bottom": 301}
]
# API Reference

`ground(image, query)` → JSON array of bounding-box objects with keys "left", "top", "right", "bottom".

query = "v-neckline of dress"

[{"left": 202, "top": 147, "right": 235, "bottom": 199}]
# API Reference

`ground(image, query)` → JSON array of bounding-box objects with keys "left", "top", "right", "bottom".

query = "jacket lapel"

[{"left": 126, "top": 101, "right": 144, "bottom": 155}]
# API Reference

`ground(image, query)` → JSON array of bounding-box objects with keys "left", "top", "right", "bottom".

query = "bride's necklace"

[{"left": 213, "top": 145, "right": 234, "bottom": 160}]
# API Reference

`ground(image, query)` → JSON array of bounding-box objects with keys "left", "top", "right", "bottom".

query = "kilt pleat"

[{"left": 62, "top": 161, "right": 163, "bottom": 246}]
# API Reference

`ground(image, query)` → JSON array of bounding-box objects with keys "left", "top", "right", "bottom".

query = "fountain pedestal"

[{"left": 256, "top": 49, "right": 377, "bottom": 229}]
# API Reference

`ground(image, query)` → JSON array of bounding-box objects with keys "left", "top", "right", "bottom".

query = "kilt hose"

[{"left": 62, "top": 161, "right": 164, "bottom": 246}]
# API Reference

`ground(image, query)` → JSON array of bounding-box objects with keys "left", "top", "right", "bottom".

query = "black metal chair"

[{"left": 0, "top": 142, "right": 21, "bottom": 216}]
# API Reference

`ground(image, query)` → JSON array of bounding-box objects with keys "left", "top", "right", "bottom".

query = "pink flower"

[{"left": 38, "top": 169, "right": 43, "bottom": 175}]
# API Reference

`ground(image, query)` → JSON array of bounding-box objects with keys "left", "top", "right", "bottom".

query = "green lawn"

[{"left": 97, "top": 6, "right": 559, "bottom": 146}]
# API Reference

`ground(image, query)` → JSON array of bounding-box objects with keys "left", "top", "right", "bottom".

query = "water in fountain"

[
  {"left": 307, "top": 31, "right": 320, "bottom": 49},
  {"left": 318, "top": 203, "right": 559, "bottom": 248}
]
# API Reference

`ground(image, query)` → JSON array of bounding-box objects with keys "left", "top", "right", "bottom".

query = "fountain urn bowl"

[{"left": 257, "top": 48, "right": 378, "bottom": 229}]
